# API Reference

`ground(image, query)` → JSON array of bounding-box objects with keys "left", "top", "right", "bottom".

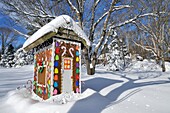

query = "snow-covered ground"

[
  {"left": 0, "top": 60, "right": 170, "bottom": 113},
  {"left": 0, "top": 65, "right": 33, "bottom": 97}
]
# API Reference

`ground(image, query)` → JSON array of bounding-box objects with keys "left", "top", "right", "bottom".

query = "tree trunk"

[
  {"left": 155, "top": 57, "right": 160, "bottom": 64},
  {"left": 1, "top": 36, "right": 5, "bottom": 54},
  {"left": 161, "top": 57, "right": 166, "bottom": 72},
  {"left": 155, "top": 56, "right": 166, "bottom": 72},
  {"left": 86, "top": 60, "right": 95, "bottom": 75},
  {"left": 83, "top": 47, "right": 96, "bottom": 75}
]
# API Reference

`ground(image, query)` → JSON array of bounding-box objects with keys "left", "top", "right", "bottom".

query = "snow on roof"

[{"left": 23, "top": 15, "right": 90, "bottom": 51}]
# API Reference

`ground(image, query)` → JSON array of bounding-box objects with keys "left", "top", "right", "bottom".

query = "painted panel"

[
  {"left": 53, "top": 37, "right": 81, "bottom": 94},
  {"left": 33, "top": 48, "right": 52, "bottom": 100},
  {"left": 62, "top": 57, "right": 73, "bottom": 93}
]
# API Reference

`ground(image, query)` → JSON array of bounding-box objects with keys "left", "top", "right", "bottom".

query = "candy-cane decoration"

[
  {"left": 61, "top": 46, "right": 66, "bottom": 56},
  {"left": 69, "top": 48, "right": 74, "bottom": 57},
  {"left": 27, "top": 80, "right": 33, "bottom": 93}
]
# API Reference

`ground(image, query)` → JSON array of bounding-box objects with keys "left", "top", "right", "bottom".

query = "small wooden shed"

[{"left": 23, "top": 15, "right": 90, "bottom": 100}]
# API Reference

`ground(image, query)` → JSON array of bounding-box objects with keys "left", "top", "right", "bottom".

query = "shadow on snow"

[{"left": 68, "top": 71, "right": 170, "bottom": 113}]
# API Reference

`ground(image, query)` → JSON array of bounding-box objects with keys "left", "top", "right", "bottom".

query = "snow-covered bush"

[
  {"left": 136, "top": 55, "right": 143, "bottom": 61},
  {"left": 0, "top": 46, "right": 33, "bottom": 68},
  {"left": 13, "top": 48, "right": 33, "bottom": 67}
]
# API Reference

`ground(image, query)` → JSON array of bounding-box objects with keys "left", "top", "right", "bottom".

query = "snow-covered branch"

[
  {"left": 27, "top": 22, "right": 42, "bottom": 29},
  {"left": 66, "top": 0, "right": 80, "bottom": 15},
  {"left": 13, "top": 29, "right": 29, "bottom": 39},
  {"left": 66, "top": 0, "right": 84, "bottom": 28},
  {"left": 93, "top": 12, "right": 108, "bottom": 28},
  {"left": 132, "top": 21, "right": 158, "bottom": 51},
  {"left": 142, "top": 22, "right": 158, "bottom": 40},
  {"left": 93, "top": 4, "right": 131, "bottom": 30},
  {"left": 22, "top": 11, "right": 55, "bottom": 19},
  {"left": 113, "top": 5, "right": 131, "bottom": 10},
  {"left": 95, "top": 0, "right": 118, "bottom": 53},
  {"left": 94, "top": 0, "right": 101, "bottom": 7},
  {"left": 7, "top": 2, "right": 55, "bottom": 19},
  {"left": 90, "top": 4, "right": 131, "bottom": 41},
  {"left": 89, "top": 0, "right": 102, "bottom": 41},
  {"left": 36, "top": 0, "right": 48, "bottom": 15},
  {"left": 100, "top": 36, "right": 111, "bottom": 56},
  {"left": 133, "top": 40, "right": 157, "bottom": 57},
  {"left": 110, "top": 13, "right": 159, "bottom": 29}
]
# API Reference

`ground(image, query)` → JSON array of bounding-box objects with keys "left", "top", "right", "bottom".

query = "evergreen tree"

[
  {"left": 107, "top": 31, "right": 130, "bottom": 71},
  {"left": 0, "top": 44, "right": 15, "bottom": 67},
  {"left": 0, "top": 46, "right": 33, "bottom": 68}
]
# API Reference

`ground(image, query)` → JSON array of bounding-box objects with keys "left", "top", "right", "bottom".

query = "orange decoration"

[
  {"left": 76, "top": 45, "right": 79, "bottom": 50},
  {"left": 54, "top": 75, "right": 58, "bottom": 81}
]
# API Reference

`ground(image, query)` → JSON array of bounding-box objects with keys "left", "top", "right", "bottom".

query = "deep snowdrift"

[{"left": 0, "top": 60, "right": 170, "bottom": 113}]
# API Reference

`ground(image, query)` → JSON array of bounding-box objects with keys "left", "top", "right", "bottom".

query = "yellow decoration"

[
  {"left": 48, "top": 79, "right": 51, "bottom": 85},
  {"left": 55, "top": 68, "right": 58, "bottom": 74},
  {"left": 76, "top": 57, "right": 79, "bottom": 62}
]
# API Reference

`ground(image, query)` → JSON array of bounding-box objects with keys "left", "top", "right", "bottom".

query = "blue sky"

[{"left": 0, "top": 12, "right": 26, "bottom": 48}]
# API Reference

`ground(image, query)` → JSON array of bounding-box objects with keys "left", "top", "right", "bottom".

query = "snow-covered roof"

[{"left": 23, "top": 15, "right": 90, "bottom": 51}]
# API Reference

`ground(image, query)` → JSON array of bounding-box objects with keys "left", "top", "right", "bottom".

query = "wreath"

[{"left": 38, "top": 61, "right": 45, "bottom": 73}]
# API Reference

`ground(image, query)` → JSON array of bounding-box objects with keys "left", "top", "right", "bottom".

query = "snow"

[
  {"left": 0, "top": 60, "right": 170, "bottom": 113},
  {"left": 23, "top": 15, "right": 90, "bottom": 51}
]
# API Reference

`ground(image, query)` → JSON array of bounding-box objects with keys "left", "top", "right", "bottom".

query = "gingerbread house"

[{"left": 23, "top": 15, "right": 90, "bottom": 100}]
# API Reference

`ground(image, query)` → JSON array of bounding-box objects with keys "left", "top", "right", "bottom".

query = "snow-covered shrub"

[
  {"left": 0, "top": 46, "right": 33, "bottom": 68},
  {"left": 13, "top": 48, "right": 33, "bottom": 67},
  {"left": 136, "top": 54, "right": 143, "bottom": 61}
]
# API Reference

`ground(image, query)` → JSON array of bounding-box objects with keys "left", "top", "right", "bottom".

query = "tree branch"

[
  {"left": 95, "top": 0, "right": 118, "bottom": 53},
  {"left": 89, "top": 0, "right": 102, "bottom": 41},
  {"left": 6, "top": 1, "right": 55, "bottom": 19},
  {"left": 13, "top": 29, "right": 29, "bottom": 39},
  {"left": 133, "top": 40, "right": 157, "bottom": 57},
  {"left": 110, "top": 13, "right": 159, "bottom": 29},
  {"left": 66, "top": 0, "right": 80, "bottom": 15},
  {"left": 94, "top": 4, "right": 131, "bottom": 30}
]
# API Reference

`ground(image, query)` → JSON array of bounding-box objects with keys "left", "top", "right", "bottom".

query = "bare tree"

[
  {"left": 0, "top": 0, "right": 65, "bottom": 37},
  {"left": 0, "top": 27, "right": 18, "bottom": 54},
  {"left": 132, "top": 0, "right": 170, "bottom": 72},
  {"left": 66, "top": 0, "right": 164, "bottom": 74}
]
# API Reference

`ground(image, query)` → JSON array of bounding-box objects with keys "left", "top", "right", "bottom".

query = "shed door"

[{"left": 62, "top": 58, "right": 73, "bottom": 93}]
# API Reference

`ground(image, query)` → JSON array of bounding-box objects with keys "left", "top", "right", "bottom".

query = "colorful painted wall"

[
  {"left": 33, "top": 37, "right": 81, "bottom": 100},
  {"left": 53, "top": 38, "right": 81, "bottom": 95},
  {"left": 33, "top": 48, "right": 52, "bottom": 100}
]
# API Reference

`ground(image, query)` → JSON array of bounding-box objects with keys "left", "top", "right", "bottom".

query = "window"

[{"left": 64, "top": 59, "right": 71, "bottom": 70}]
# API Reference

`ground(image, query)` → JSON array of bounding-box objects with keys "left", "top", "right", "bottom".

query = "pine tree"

[
  {"left": 0, "top": 44, "right": 15, "bottom": 67},
  {"left": 107, "top": 31, "right": 130, "bottom": 71}
]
